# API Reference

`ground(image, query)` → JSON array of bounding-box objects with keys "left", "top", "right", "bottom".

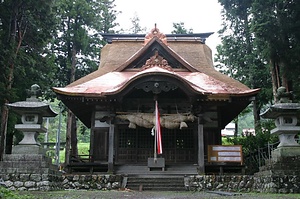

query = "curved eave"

[
  {"left": 229, "top": 88, "right": 260, "bottom": 97},
  {"left": 53, "top": 66, "right": 260, "bottom": 100},
  {"left": 53, "top": 68, "right": 208, "bottom": 98}
]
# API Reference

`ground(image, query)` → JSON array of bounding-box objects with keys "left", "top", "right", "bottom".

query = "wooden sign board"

[{"left": 208, "top": 145, "right": 243, "bottom": 165}]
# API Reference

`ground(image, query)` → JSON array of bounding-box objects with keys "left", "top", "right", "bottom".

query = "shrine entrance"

[{"left": 115, "top": 126, "right": 197, "bottom": 165}]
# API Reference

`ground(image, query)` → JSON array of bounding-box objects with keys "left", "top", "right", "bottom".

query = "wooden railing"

[{"left": 68, "top": 154, "right": 108, "bottom": 173}]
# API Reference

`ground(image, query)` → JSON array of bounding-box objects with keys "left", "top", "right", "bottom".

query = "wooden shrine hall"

[{"left": 53, "top": 26, "right": 259, "bottom": 174}]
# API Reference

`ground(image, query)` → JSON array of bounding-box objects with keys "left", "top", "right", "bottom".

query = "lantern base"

[
  {"left": 12, "top": 144, "right": 46, "bottom": 155},
  {"left": 271, "top": 146, "right": 300, "bottom": 163}
]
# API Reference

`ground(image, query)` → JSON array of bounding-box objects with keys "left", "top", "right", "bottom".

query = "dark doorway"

[{"left": 92, "top": 129, "right": 108, "bottom": 162}]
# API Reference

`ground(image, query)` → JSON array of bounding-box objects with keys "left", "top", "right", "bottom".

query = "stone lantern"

[
  {"left": 7, "top": 84, "right": 57, "bottom": 154},
  {"left": 260, "top": 86, "right": 300, "bottom": 159}
]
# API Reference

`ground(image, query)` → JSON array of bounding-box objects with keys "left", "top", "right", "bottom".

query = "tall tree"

[
  {"left": 216, "top": 0, "right": 273, "bottom": 130},
  {"left": 251, "top": 0, "right": 300, "bottom": 101},
  {"left": 52, "top": 0, "right": 118, "bottom": 165},
  {"left": 128, "top": 12, "right": 146, "bottom": 33},
  {"left": 171, "top": 22, "right": 193, "bottom": 34},
  {"left": 0, "top": 0, "right": 57, "bottom": 160}
]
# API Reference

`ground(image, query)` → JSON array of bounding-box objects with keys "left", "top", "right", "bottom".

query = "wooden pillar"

[
  {"left": 197, "top": 117, "right": 205, "bottom": 174},
  {"left": 89, "top": 111, "right": 95, "bottom": 162},
  {"left": 108, "top": 119, "right": 115, "bottom": 173}
]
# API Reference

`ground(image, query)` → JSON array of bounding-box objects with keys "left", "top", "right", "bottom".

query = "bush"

[
  {"left": 226, "top": 119, "right": 278, "bottom": 156},
  {"left": 225, "top": 120, "right": 279, "bottom": 174}
]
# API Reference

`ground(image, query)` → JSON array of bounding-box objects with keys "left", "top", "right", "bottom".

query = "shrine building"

[{"left": 53, "top": 26, "right": 259, "bottom": 174}]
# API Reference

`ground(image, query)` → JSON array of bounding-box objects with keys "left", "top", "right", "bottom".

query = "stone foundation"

[
  {"left": 0, "top": 154, "right": 62, "bottom": 191},
  {"left": 1, "top": 153, "right": 299, "bottom": 193},
  {"left": 1, "top": 173, "right": 122, "bottom": 191},
  {"left": 61, "top": 174, "right": 123, "bottom": 190},
  {"left": 185, "top": 174, "right": 300, "bottom": 193},
  {"left": 1, "top": 172, "right": 300, "bottom": 193},
  {"left": 184, "top": 153, "right": 300, "bottom": 193},
  {"left": 1, "top": 173, "right": 62, "bottom": 191}
]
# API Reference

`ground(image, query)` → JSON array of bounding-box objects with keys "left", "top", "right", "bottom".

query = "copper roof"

[{"left": 53, "top": 66, "right": 259, "bottom": 98}]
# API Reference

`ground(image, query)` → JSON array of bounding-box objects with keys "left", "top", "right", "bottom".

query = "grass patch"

[
  {"left": 58, "top": 142, "right": 90, "bottom": 163},
  {"left": 222, "top": 137, "right": 234, "bottom": 145},
  {"left": 0, "top": 187, "right": 32, "bottom": 199}
]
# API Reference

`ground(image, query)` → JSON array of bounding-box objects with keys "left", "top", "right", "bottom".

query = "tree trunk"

[
  {"left": 0, "top": 106, "right": 9, "bottom": 161},
  {"left": 70, "top": 46, "right": 78, "bottom": 157},
  {"left": 5, "top": 130, "right": 13, "bottom": 154},
  {"left": 65, "top": 46, "right": 78, "bottom": 165},
  {"left": 65, "top": 110, "right": 72, "bottom": 165},
  {"left": 71, "top": 113, "right": 78, "bottom": 157},
  {"left": 0, "top": 2, "right": 27, "bottom": 160},
  {"left": 270, "top": 58, "right": 278, "bottom": 102},
  {"left": 252, "top": 100, "right": 261, "bottom": 131},
  {"left": 234, "top": 118, "right": 238, "bottom": 137}
]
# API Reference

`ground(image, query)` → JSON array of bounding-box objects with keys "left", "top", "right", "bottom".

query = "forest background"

[{"left": 0, "top": 0, "right": 299, "bottom": 164}]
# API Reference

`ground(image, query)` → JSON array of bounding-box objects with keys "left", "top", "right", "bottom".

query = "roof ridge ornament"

[
  {"left": 144, "top": 24, "right": 167, "bottom": 45},
  {"left": 140, "top": 51, "right": 173, "bottom": 71}
]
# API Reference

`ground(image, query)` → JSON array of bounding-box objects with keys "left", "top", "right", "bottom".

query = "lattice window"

[
  {"left": 119, "top": 128, "right": 136, "bottom": 148},
  {"left": 162, "top": 128, "right": 176, "bottom": 148},
  {"left": 119, "top": 128, "right": 193, "bottom": 149},
  {"left": 137, "top": 128, "right": 154, "bottom": 148},
  {"left": 176, "top": 129, "right": 194, "bottom": 149}
]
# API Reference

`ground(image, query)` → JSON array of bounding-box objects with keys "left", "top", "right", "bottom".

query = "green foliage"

[
  {"left": 0, "top": 0, "right": 118, "bottom": 155},
  {"left": 251, "top": 0, "right": 300, "bottom": 101},
  {"left": 0, "top": 186, "right": 32, "bottom": 199},
  {"left": 77, "top": 123, "right": 90, "bottom": 143},
  {"left": 0, "top": 0, "right": 57, "bottom": 103},
  {"left": 52, "top": 0, "right": 119, "bottom": 87},
  {"left": 78, "top": 143, "right": 90, "bottom": 155},
  {"left": 57, "top": 143, "right": 90, "bottom": 163},
  {"left": 0, "top": 0, "right": 58, "bottom": 155},
  {"left": 237, "top": 107, "right": 254, "bottom": 135},
  {"left": 38, "top": 100, "right": 90, "bottom": 144},
  {"left": 216, "top": 0, "right": 273, "bottom": 113},
  {"left": 217, "top": 0, "right": 300, "bottom": 104}
]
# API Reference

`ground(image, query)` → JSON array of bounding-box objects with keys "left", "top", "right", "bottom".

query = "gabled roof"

[{"left": 115, "top": 36, "right": 198, "bottom": 72}]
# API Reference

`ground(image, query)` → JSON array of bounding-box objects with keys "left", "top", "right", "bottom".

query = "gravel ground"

[{"left": 23, "top": 190, "right": 300, "bottom": 199}]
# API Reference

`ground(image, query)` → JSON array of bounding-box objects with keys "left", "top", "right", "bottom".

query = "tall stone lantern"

[
  {"left": 260, "top": 86, "right": 300, "bottom": 160},
  {"left": 7, "top": 84, "right": 57, "bottom": 154},
  {"left": 256, "top": 87, "right": 300, "bottom": 193}
]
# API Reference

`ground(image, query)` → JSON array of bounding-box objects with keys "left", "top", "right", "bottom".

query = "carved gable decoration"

[
  {"left": 144, "top": 24, "right": 167, "bottom": 45},
  {"left": 140, "top": 51, "right": 173, "bottom": 71}
]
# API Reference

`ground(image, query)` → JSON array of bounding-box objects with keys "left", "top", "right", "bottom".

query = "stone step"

[
  {"left": 126, "top": 176, "right": 185, "bottom": 191},
  {"left": 0, "top": 160, "right": 51, "bottom": 168},
  {"left": 0, "top": 167, "right": 51, "bottom": 174}
]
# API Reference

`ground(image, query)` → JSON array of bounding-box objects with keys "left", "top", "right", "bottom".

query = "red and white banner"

[{"left": 155, "top": 100, "right": 162, "bottom": 154}]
